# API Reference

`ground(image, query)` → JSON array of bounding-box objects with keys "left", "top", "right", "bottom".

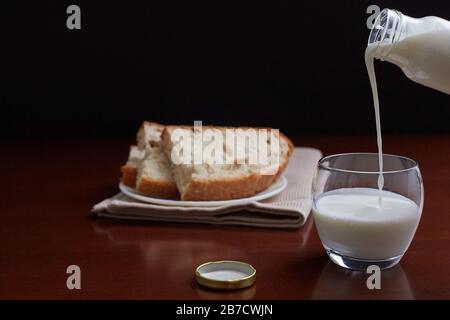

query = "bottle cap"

[{"left": 195, "top": 260, "right": 256, "bottom": 290}]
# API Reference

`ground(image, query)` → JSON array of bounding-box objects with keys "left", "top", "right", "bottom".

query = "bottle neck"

[{"left": 368, "top": 9, "right": 404, "bottom": 59}]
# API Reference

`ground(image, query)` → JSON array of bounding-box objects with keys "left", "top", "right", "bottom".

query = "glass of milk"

[{"left": 313, "top": 153, "right": 423, "bottom": 271}]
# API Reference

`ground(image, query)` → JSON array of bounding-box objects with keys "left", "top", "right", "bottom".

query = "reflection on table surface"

[
  {"left": 312, "top": 261, "right": 414, "bottom": 299},
  {"left": 92, "top": 217, "right": 416, "bottom": 299}
]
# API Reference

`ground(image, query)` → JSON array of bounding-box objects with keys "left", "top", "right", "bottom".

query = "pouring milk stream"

[
  {"left": 313, "top": 9, "right": 449, "bottom": 263},
  {"left": 366, "top": 8, "right": 450, "bottom": 205}
]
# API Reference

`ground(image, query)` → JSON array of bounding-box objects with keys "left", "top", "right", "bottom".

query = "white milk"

[
  {"left": 370, "top": 16, "right": 450, "bottom": 95},
  {"left": 365, "top": 46, "right": 384, "bottom": 205},
  {"left": 313, "top": 188, "right": 420, "bottom": 260},
  {"left": 386, "top": 29, "right": 450, "bottom": 94},
  {"left": 312, "top": 9, "right": 444, "bottom": 263},
  {"left": 366, "top": 10, "right": 450, "bottom": 204}
]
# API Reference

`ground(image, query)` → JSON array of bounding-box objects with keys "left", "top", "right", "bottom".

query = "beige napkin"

[{"left": 92, "top": 147, "right": 322, "bottom": 229}]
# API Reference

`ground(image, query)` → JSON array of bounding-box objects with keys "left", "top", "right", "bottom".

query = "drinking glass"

[{"left": 312, "top": 153, "right": 424, "bottom": 271}]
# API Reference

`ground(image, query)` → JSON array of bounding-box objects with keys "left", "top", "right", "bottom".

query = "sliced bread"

[
  {"left": 135, "top": 146, "right": 179, "bottom": 199},
  {"left": 120, "top": 121, "right": 178, "bottom": 198},
  {"left": 120, "top": 145, "right": 146, "bottom": 188},
  {"left": 161, "top": 125, "right": 293, "bottom": 201}
]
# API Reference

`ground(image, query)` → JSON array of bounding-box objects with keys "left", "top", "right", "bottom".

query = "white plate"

[{"left": 119, "top": 175, "right": 287, "bottom": 207}]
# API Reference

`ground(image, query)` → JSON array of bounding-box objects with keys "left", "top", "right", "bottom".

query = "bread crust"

[
  {"left": 121, "top": 165, "right": 138, "bottom": 188},
  {"left": 136, "top": 176, "right": 179, "bottom": 199}
]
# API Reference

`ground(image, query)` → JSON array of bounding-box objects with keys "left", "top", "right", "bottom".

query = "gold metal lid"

[{"left": 195, "top": 260, "right": 256, "bottom": 290}]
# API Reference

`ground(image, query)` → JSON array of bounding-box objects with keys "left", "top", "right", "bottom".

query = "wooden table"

[{"left": 1, "top": 135, "right": 450, "bottom": 299}]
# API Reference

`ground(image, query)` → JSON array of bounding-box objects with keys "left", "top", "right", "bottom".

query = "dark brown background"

[{"left": 1, "top": 0, "right": 450, "bottom": 139}]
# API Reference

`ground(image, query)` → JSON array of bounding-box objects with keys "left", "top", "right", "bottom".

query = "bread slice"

[
  {"left": 120, "top": 121, "right": 164, "bottom": 188},
  {"left": 135, "top": 147, "right": 179, "bottom": 199},
  {"left": 136, "top": 121, "right": 165, "bottom": 150},
  {"left": 161, "top": 125, "right": 293, "bottom": 201},
  {"left": 120, "top": 145, "right": 146, "bottom": 188},
  {"left": 120, "top": 121, "right": 178, "bottom": 198}
]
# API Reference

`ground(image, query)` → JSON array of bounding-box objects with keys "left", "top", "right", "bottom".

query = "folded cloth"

[{"left": 92, "top": 147, "right": 322, "bottom": 229}]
